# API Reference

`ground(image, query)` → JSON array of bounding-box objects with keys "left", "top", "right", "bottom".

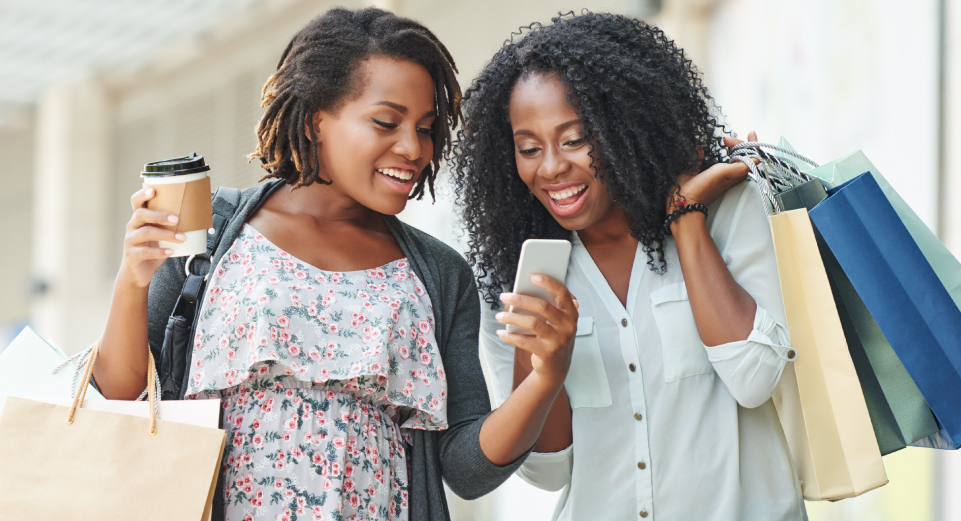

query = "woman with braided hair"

[
  {"left": 455, "top": 12, "right": 806, "bottom": 520},
  {"left": 94, "top": 8, "right": 565, "bottom": 520}
]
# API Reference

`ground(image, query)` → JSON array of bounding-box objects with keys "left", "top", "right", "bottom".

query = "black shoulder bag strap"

[{"left": 158, "top": 187, "right": 242, "bottom": 400}]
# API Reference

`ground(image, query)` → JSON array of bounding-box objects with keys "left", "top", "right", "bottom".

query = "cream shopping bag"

[
  {"left": 769, "top": 208, "right": 887, "bottom": 500},
  {"left": 0, "top": 340, "right": 226, "bottom": 521}
]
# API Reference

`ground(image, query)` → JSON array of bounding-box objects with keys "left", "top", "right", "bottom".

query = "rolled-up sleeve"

[
  {"left": 704, "top": 180, "right": 797, "bottom": 408},
  {"left": 704, "top": 306, "right": 796, "bottom": 408}
]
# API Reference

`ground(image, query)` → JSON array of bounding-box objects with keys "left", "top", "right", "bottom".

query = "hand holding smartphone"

[{"left": 506, "top": 239, "right": 573, "bottom": 335}]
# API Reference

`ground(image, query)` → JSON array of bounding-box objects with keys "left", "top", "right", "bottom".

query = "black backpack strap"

[
  {"left": 172, "top": 187, "right": 241, "bottom": 311},
  {"left": 159, "top": 187, "right": 242, "bottom": 400}
]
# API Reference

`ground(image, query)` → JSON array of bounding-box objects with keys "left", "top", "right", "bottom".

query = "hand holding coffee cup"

[
  {"left": 119, "top": 154, "right": 213, "bottom": 289},
  {"left": 140, "top": 154, "right": 213, "bottom": 257}
]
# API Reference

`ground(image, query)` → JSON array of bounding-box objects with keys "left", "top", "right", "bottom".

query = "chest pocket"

[
  {"left": 650, "top": 282, "right": 715, "bottom": 382},
  {"left": 564, "top": 317, "right": 612, "bottom": 408}
]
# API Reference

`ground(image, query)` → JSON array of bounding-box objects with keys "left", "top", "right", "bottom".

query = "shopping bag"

[
  {"left": 808, "top": 172, "right": 961, "bottom": 449},
  {"left": 776, "top": 180, "right": 939, "bottom": 455},
  {"left": 799, "top": 148, "right": 961, "bottom": 449},
  {"left": 0, "top": 326, "right": 104, "bottom": 417},
  {"left": 805, "top": 150, "right": 961, "bottom": 308},
  {"left": 0, "top": 340, "right": 226, "bottom": 521},
  {"left": 768, "top": 208, "right": 887, "bottom": 500}
]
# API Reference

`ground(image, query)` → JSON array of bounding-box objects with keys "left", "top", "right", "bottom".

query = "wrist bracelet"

[{"left": 663, "top": 203, "right": 708, "bottom": 236}]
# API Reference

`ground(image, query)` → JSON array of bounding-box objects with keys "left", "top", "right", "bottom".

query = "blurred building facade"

[{"left": 0, "top": 0, "right": 959, "bottom": 520}]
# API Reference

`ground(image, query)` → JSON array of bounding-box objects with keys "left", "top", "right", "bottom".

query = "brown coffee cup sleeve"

[{"left": 144, "top": 177, "right": 214, "bottom": 233}]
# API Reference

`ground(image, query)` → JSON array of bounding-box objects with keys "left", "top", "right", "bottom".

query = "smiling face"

[
  {"left": 509, "top": 72, "right": 619, "bottom": 231},
  {"left": 312, "top": 56, "right": 436, "bottom": 215}
]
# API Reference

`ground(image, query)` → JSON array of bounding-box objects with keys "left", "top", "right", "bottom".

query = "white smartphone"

[{"left": 506, "top": 239, "right": 573, "bottom": 336}]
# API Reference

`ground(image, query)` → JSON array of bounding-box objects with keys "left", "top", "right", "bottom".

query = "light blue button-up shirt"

[{"left": 480, "top": 181, "right": 807, "bottom": 521}]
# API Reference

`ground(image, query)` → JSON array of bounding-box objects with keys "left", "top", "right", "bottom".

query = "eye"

[
  {"left": 372, "top": 118, "right": 398, "bottom": 130},
  {"left": 518, "top": 146, "right": 540, "bottom": 156},
  {"left": 564, "top": 137, "right": 586, "bottom": 147},
  {"left": 417, "top": 126, "right": 434, "bottom": 136}
]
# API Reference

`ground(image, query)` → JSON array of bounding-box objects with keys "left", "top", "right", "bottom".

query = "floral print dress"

[{"left": 185, "top": 224, "right": 447, "bottom": 521}]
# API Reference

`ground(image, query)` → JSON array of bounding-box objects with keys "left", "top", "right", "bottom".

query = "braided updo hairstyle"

[
  {"left": 250, "top": 7, "right": 461, "bottom": 199},
  {"left": 451, "top": 12, "right": 730, "bottom": 306}
]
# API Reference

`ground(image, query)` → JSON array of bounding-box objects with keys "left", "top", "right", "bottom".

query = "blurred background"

[{"left": 1, "top": 0, "right": 959, "bottom": 519}]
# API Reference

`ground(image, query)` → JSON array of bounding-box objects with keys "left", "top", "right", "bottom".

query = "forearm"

[
  {"left": 92, "top": 271, "right": 151, "bottom": 400},
  {"left": 671, "top": 212, "right": 756, "bottom": 346},
  {"left": 479, "top": 348, "right": 570, "bottom": 466},
  {"left": 512, "top": 347, "right": 572, "bottom": 453}
]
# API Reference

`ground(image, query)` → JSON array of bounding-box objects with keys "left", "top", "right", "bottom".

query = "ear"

[{"left": 305, "top": 111, "right": 323, "bottom": 142}]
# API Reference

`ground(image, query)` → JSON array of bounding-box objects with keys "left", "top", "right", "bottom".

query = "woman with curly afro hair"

[{"left": 454, "top": 12, "right": 806, "bottom": 521}]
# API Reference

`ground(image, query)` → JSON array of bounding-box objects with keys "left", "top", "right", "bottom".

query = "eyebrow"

[
  {"left": 513, "top": 118, "right": 582, "bottom": 137},
  {"left": 372, "top": 101, "right": 435, "bottom": 119}
]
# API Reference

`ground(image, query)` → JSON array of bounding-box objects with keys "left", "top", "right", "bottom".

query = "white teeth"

[
  {"left": 376, "top": 168, "right": 413, "bottom": 181},
  {"left": 548, "top": 184, "right": 587, "bottom": 201}
]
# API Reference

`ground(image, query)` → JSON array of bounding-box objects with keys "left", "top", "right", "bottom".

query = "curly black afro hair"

[{"left": 451, "top": 11, "right": 731, "bottom": 307}]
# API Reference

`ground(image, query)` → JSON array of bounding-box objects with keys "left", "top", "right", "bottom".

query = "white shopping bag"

[{"left": 0, "top": 326, "right": 104, "bottom": 416}]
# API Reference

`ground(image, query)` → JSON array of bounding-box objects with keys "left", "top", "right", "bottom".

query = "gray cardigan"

[{"left": 146, "top": 180, "right": 527, "bottom": 520}]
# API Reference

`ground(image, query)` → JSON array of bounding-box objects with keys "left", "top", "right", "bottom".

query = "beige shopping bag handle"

[{"left": 66, "top": 338, "right": 158, "bottom": 435}]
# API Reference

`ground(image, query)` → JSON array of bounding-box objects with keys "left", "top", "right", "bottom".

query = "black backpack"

[{"left": 158, "top": 187, "right": 242, "bottom": 401}]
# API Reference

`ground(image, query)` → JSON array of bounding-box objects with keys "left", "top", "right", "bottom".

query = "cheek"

[
  {"left": 514, "top": 154, "right": 537, "bottom": 188},
  {"left": 572, "top": 148, "right": 595, "bottom": 173},
  {"left": 422, "top": 137, "right": 435, "bottom": 164}
]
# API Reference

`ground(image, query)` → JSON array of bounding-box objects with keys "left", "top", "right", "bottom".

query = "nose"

[
  {"left": 392, "top": 126, "right": 423, "bottom": 163},
  {"left": 539, "top": 146, "right": 570, "bottom": 180}
]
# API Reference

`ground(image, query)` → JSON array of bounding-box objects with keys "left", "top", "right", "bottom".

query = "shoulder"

[
  {"left": 239, "top": 181, "right": 283, "bottom": 207},
  {"left": 711, "top": 179, "right": 765, "bottom": 233},
  {"left": 719, "top": 179, "right": 755, "bottom": 207}
]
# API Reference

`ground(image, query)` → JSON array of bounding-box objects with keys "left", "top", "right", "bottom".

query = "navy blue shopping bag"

[{"left": 808, "top": 172, "right": 961, "bottom": 448}]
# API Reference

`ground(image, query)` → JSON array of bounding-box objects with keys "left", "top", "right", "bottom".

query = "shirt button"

[
  {"left": 637, "top": 461, "right": 646, "bottom": 470},
  {"left": 621, "top": 318, "right": 629, "bottom": 327},
  {"left": 640, "top": 511, "right": 649, "bottom": 518},
  {"left": 629, "top": 363, "right": 636, "bottom": 372},
  {"left": 634, "top": 413, "right": 642, "bottom": 421}
]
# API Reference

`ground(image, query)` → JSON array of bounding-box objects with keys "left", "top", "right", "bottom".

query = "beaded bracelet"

[{"left": 663, "top": 203, "right": 708, "bottom": 236}]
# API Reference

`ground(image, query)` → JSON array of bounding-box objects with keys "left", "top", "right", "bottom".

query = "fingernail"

[
  {"left": 495, "top": 312, "right": 505, "bottom": 321},
  {"left": 531, "top": 274, "right": 543, "bottom": 282},
  {"left": 167, "top": 215, "right": 179, "bottom": 224},
  {"left": 164, "top": 249, "right": 174, "bottom": 256},
  {"left": 146, "top": 188, "right": 154, "bottom": 196},
  {"left": 499, "top": 293, "right": 512, "bottom": 302},
  {"left": 496, "top": 330, "right": 506, "bottom": 337},
  {"left": 175, "top": 233, "right": 186, "bottom": 241}
]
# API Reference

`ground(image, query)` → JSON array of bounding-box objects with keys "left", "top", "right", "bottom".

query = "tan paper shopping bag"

[
  {"left": 0, "top": 342, "right": 226, "bottom": 521},
  {"left": 768, "top": 208, "right": 887, "bottom": 500}
]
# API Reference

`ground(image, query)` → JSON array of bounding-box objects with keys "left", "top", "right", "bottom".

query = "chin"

[
  {"left": 536, "top": 199, "right": 593, "bottom": 231},
  {"left": 370, "top": 196, "right": 411, "bottom": 216}
]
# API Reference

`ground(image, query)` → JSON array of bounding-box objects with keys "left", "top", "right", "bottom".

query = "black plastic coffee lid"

[{"left": 142, "top": 153, "right": 210, "bottom": 177}]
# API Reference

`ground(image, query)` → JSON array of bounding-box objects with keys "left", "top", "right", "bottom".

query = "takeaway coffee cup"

[{"left": 141, "top": 153, "right": 214, "bottom": 257}]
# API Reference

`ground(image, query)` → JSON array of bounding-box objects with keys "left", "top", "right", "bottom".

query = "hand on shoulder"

[{"left": 666, "top": 131, "right": 759, "bottom": 216}]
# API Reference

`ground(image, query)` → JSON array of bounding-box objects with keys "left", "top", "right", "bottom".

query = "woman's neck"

[
  {"left": 275, "top": 182, "right": 383, "bottom": 230},
  {"left": 576, "top": 205, "right": 635, "bottom": 249}
]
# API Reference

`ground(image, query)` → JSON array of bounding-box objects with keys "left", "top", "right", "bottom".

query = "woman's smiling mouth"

[
  {"left": 376, "top": 167, "right": 416, "bottom": 193},
  {"left": 543, "top": 182, "right": 589, "bottom": 217}
]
